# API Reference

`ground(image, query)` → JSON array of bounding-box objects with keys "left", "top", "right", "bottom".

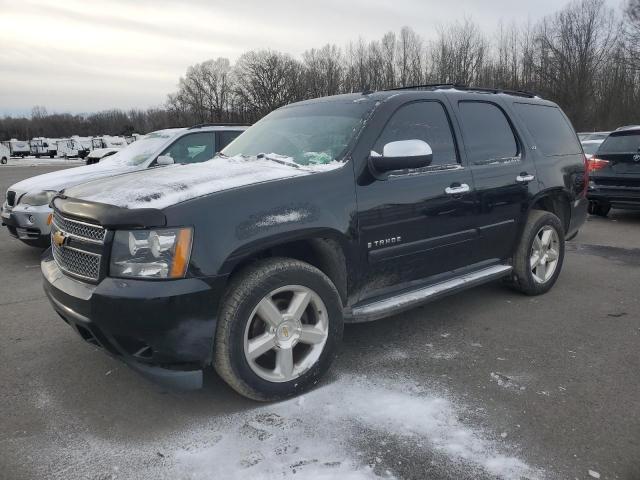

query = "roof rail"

[
  {"left": 385, "top": 84, "right": 541, "bottom": 99},
  {"left": 188, "top": 123, "right": 251, "bottom": 129}
]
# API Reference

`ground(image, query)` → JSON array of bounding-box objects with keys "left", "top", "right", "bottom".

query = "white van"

[{"left": 0, "top": 142, "right": 9, "bottom": 164}]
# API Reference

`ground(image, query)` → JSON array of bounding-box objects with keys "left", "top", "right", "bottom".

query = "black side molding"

[{"left": 52, "top": 196, "right": 166, "bottom": 229}]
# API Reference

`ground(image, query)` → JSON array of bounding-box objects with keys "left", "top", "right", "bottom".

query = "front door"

[{"left": 355, "top": 100, "right": 477, "bottom": 302}]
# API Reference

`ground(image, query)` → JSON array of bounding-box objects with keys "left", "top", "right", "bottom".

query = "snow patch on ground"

[
  {"left": 170, "top": 377, "right": 542, "bottom": 480},
  {"left": 27, "top": 376, "right": 543, "bottom": 480},
  {"left": 490, "top": 373, "right": 527, "bottom": 392}
]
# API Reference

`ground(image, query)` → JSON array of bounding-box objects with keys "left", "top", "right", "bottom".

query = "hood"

[
  {"left": 64, "top": 155, "right": 342, "bottom": 210},
  {"left": 8, "top": 162, "right": 140, "bottom": 196}
]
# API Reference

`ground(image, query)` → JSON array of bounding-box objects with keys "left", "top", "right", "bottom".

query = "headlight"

[
  {"left": 20, "top": 190, "right": 57, "bottom": 206},
  {"left": 110, "top": 227, "right": 193, "bottom": 279}
]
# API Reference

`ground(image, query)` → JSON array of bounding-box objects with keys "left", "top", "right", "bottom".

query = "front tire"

[
  {"left": 511, "top": 210, "right": 565, "bottom": 296},
  {"left": 0, "top": 157, "right": 7, "bottom": 164},
  {"left": 214, "top": 258, "right": 343, "bottom": 401}
]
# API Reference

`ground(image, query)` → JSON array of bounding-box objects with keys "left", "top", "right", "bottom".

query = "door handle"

[
  {"left": 516, "top": 173, "right": 535, "bottom": 183},
  {"left": 445, "top": 183, "right": 470, "bottom": 195}
]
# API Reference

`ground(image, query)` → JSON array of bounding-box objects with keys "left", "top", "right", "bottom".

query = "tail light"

[
  {"left": 587, "top": 157, "right": 610, "bottom": 172},
  {"left": 583, "top": 155, "right": 589, "bottom": 196}
]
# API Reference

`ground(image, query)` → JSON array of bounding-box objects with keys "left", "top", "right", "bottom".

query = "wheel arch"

[
  {"left": 219, "top": 229, "right": 351, "bottom": 305},
  {"left": 527, "top": 188, "right": 572, "bottom": 235}
]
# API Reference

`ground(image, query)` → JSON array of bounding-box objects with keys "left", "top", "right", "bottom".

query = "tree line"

[{"left": 1, "top": 0, "right": 639, "bottom": 141}]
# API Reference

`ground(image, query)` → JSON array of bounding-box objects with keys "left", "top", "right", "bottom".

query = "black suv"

[
  {"left": 587, "top": 126, "right": 640, "bottom": 216},
  {"left": 41, "top": 86, "right": 588, "bottom": 400}
]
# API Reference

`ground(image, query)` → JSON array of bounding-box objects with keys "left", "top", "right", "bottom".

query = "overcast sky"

[{"left": 0, "top": 0, "right": 623, "bottom": 116}]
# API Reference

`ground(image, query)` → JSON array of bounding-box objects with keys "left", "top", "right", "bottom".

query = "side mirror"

[
  {"left": 157, "top": 155, "right": 174, "bottom": 166},
  {"left": 369, "top": 140, "right": 433, "bottom": 176}
]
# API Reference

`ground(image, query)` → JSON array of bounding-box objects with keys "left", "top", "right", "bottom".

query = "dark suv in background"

[
  {"left": 587, "top": 126, "right": 640, "bottom": 216},
  {"left": 41, "top": 85, "right": 588, "bottom": 401}
]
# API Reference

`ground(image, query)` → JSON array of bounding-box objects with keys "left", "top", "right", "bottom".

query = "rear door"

[{"left": 453, "top": 100, "right": 535, "bottom": 264}]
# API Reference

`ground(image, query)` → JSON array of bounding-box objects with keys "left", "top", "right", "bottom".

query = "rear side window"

[
  {"left": 458, "top": 101, "right": 519, "bottom": 165},
  {"left": 374, "top": 101, "right": 458, "bottom": 166},
  {"left": 598, "top": 131, "right": 640, "bottom": 153},
  {"left": 514, "top": 103, "right": 581, "bottom": 156},
  {"left": 218, "top": 130, "right": 242, "bottom": 150}
]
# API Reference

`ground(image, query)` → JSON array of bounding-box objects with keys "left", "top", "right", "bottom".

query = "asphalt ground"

[{"left": 1, "top": 165, "right": 638, "bottom": 480}]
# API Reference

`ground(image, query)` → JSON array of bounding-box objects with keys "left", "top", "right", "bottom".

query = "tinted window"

[
  {"left": 374, "top": 101, "right": 458, "bottom": 166},
  {"left": 581, "top": 142, "right": 601, "bottom": 155},
  {"left": 458, "top": 101, "right": 518, "bottom": 164},
  {"left": 514, "top": 103, "right": 581, "bottom": 156},
  {"left": 162, "top": 132, "right": 214, "bottom": 164},
  {"left": 218, "top": 130, "right": 242, "bottom": 150},
  {"left": 598, "top": 131, "right": 640, "bottom": 153}
]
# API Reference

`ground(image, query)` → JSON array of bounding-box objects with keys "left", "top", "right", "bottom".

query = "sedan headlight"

[
  {"left": 20, "top": 190, "right": 57, "bottom": 206},
  {"left": 110, "top": 227, "right": 193, "bottom": 279}
]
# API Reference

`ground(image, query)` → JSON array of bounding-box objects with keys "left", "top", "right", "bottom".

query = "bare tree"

[{"left": 234, "top": 50, "right": 304, "bottom": 117}]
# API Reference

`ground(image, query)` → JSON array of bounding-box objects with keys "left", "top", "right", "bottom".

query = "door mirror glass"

[
  {"left": 156, "top": 155, "right": 174, "bottom": 166},
  {"left": 369, "top": 140, "right": 433, "bottom": 175}
]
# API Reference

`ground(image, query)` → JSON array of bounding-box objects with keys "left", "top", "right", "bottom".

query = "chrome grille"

[
  {"left": 6, "top": 190, "right": 16, "bottom": 207},
  {"left": 51, "top": 212, "right": 106, "bottom": 282},
  {"left": 52, "top": 241, "right": 101, "bottom": 281},
  {"left": 53, "top": 212, "right": 106, "bottom": 243}
]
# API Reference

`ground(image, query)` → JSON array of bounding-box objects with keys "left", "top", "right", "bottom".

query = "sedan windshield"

[
  {"left": 100, "top": 130, "right": 180, "bottom": 167},
  {"left": 222, "top": 100, "right": 377, "bottom": 166}
]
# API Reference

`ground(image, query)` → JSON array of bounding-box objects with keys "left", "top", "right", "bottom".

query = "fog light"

[{"left": 27, "top": 215, "right": 35, "bottom": 224}]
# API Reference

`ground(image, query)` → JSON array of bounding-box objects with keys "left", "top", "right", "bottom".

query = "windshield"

[
  {"left": 100, "top": 131, "right": 179, "bottom": 167},
  {"left": 222, "top": 100, "right": 377, "bottom": 166},
  {"left": 599, "top": 131, "right": 640, "bottom": 154}
]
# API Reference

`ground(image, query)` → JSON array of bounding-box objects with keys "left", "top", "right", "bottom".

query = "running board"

[{"left": 347, "top": 265, "right": 512, "bottom": 323}]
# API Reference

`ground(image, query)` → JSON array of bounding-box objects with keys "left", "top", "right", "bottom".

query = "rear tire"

[
  {"left": 588, "top": 201, "right": 610, "bottom": 217},
  {"left": 0, "top": 157, "right": 7, "bottom": 165},
  {"left": 214, "top": 258, "right": 343, "bottom": 401},
  {"left": 511, "top": 210, "right": 565, "bottom": 296}
]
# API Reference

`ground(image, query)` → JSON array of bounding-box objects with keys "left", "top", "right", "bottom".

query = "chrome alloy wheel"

[
  {"left": 243, "top": 285, "right": 329, "bottom": 383},
  {"left": 530, "top": 225, "right": 560, "bottom": 284}
]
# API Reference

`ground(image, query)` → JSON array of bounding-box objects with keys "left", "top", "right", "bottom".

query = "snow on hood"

[
  {"left": 8, "top": 162, "right": 140, "bottom": 196},
  {"left": 64, "top": 155, "right": 343, "bottom": 210}
]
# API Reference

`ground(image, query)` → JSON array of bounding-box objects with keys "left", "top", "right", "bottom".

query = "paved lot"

[{"left": 1, "top": 165, "right": 639, "bottom": 480}]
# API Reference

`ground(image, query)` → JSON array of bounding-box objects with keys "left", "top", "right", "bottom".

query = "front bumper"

[
  {"left": 1, "top": 202, "right": 52, "bottom": 245},
  {"left": 42, "top": 250, "right": 228, "bottom": 390}
]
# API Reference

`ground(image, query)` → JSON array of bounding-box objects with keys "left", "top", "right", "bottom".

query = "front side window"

[
  {"left": 458, "top": 101, "right": 519, "bottom": 164},
  {"left": 161, "top": 132, "right": 215, "bottom": 164},
  {"left": 514, "top": 103, "right": 582, "bottom": 156},
  {"left": 373, "top": 101, "right": 458, "bottom": 167},
  {"left": 222, "top": 100, "right": 377, "bottom": 166}
]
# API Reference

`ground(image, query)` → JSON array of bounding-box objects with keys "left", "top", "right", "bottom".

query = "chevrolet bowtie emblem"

[
  {"left": 52, "top": 230, "right": 66, "bottom": 247},
  {"left": 282, "top": 326, "right": 289, "bottom": 338}
]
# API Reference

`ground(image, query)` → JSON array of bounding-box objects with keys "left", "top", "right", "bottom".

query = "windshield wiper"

[{"left": 257, "top": 153, "right": 301, "bottom": 169}]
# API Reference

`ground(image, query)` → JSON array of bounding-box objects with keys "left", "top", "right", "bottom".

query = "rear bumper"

[
  {"left": 588, "top": 191, "right": 640, "bottom": 210},
  {"left": 568, "top": 197, "right": 588, "bottom": 238},
  {"left": 588, "top": 176, "right": 640, "bottom": 210},
  {"left": 42, "top": 250, "right": 228, "bottom": 390}
]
